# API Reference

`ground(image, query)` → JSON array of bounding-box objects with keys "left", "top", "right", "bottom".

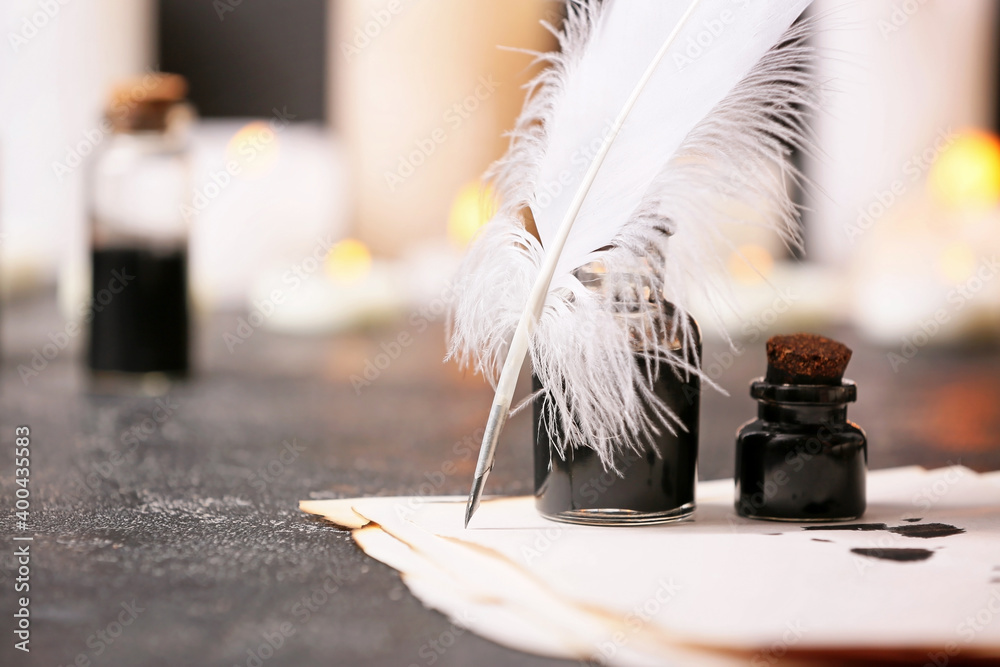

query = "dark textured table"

[{"left": 2, "top": 292, "right": 999, "bottom": 667}]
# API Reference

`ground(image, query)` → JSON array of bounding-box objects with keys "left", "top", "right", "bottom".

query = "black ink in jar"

[
  {"left": 735, "top": 334, "right": 867, "bottom": 522},
  {"left": 534, "top": 299, "right": 700, "bottom": 526},
  {"left": 88, "top": 246, "right": 189, "bottom": 374}
]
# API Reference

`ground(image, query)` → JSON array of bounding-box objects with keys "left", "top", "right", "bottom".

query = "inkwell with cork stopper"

[
  {"left": 735, "top": 333, "right": 868, "bottom": 522},
  {"left": 87, "top": 73, "right": 193, "bottom": 387}
]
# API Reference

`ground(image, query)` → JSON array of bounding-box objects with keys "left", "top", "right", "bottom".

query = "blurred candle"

[
  {"left": 329, "top": 0, "right": 555, "bottom": 257},
  {"left": 0, "top": 0, "right": 154, "bottom": 302},
  {"left": 806, "top": 0, "right": 997, "bottom": 266}
]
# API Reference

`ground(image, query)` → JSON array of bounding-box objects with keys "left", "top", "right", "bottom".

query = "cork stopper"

[
  {"left": 107, "top": 73, "right": 188, "bottom": 133},
  {"left": 765, "top": 333, "right": 852, "bottom": 385}
]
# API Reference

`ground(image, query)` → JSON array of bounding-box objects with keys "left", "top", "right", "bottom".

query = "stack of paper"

[{"left": 301, "top": 467, "right": 1000, "bottom": 665}]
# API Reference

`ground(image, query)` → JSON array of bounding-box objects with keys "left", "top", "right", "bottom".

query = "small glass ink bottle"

[
  {"left": 534, "top": 271, "right": 701, "bottom": 525},
  {"left": 86, "top": 73, "right": 193, "bottom": 383},
  {"left": 735, "top": 334, "right": 866, "bottom": 522}
]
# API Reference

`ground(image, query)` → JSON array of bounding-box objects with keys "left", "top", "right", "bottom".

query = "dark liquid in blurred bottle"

[
  {"left": 86, "top": 73, "right": 193, "bottom": 382},
  {"left": 88, "top": 246, "right": 189, "bottom": 375}
]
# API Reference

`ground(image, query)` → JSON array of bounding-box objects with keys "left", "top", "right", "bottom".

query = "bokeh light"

[
  {"left": 325, "top": 238, "right": 373, "bottom": 285},
  {"left": 447, "top": 181, "right": 497, "bottom": 248},
  {"left": 929, "top": 129, "right": 1000, "bottom": 209},
  {"left": 225, "top": 121, "right": 282, "bottom": 180}
]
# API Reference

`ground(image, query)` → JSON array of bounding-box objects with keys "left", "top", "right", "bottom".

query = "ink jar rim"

[{"left": 749, "top": 378, "right": 857, "bottom": 405}]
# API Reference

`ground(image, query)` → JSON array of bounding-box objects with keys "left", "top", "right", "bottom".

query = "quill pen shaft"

[{"left": 464, "top": 0, "right": 703, "bottom": 527}]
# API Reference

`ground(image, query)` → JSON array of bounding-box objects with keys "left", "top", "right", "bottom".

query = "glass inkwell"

[
  {"left": 735, "top": 333, "right": 867, "bottom": 522},
  {"left": 533, "top": 267, "right": 701, "bottom": 525},
  {"left": 86, "top": 73, "right": 193, "bottom": 388}
]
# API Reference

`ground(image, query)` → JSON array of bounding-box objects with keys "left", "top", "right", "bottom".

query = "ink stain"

[
  {"left": 888, "top": 523, "right": 965, "bottom": 539},
  {"left": 851, "top": 548, "right": 934, "bottom": 563},
  {"left": 903, "top": 518, "right": 922, "bottom": 523},
  {"left": 804, "top": 522, "right": 964, "bottom": 539},
  {"left": 765, "top": 533, "right": 782, "bottom": 536},
  {"left": 804, "top": 523, "right": 887, "bottom": 532},
  {"left": 811, "top": 538, "right": 832, "bottom": 543}
]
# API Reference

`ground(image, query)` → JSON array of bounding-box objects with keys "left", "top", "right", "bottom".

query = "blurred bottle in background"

[{"left": 86, "top": 73, "right": 193, "bottom": 384}]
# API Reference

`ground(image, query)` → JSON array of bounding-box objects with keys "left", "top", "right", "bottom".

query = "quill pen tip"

[
  {"left": 464, "top": 402, "right": 508, "bottom": 527},
  {"left": 464, "top": 474, "right": 486, "bottom": 528}
]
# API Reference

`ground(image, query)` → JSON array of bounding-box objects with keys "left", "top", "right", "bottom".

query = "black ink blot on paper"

[
  {"left": 805, "top": 522, "right": 964, "bottom": 539},
  {"left": 851, "top": 548, "right": 934, "bottom": 563},
  {"left": 902, "top": 518, "right": 922, "bottom": 523},
  {"left": 804, "top": 523, "right": 887, "bottom": 532},
  {"left": 811, "top": 538, "right": 832, "bottom": 543},
  {"left": 888, "top": 523, "right": 965, "bottom": 539}
]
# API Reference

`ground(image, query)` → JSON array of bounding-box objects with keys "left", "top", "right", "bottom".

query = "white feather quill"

[{"left": 451, "top": 0, "right": 817, "bottom": 526}]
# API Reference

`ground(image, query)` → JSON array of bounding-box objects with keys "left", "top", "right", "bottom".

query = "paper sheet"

[{"left": 301, "top": 467, "right": 1000, "bottom": 665}]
